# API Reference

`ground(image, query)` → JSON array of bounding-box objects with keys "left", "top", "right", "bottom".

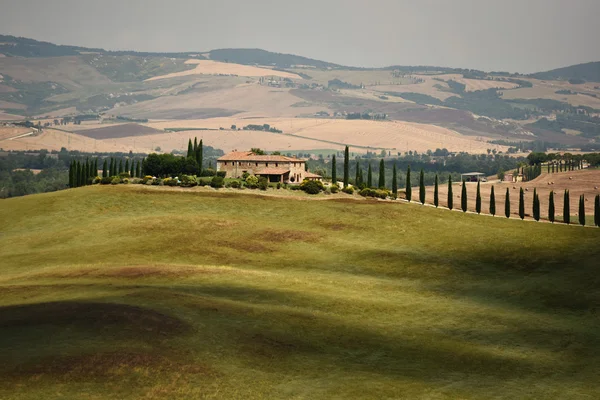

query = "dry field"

[
  {"left": 0, "top": 101, "right": 26, "bottom": 110},
  {"left": 0, "top": 129, "right": 155, "bottom": 153},
  {"left": 146, "top": 60, "right": 302, "bottom": 82},
  {"left": 501, "top": 83, "right": 600, "bottom": 109},
  {"left": 73, "top": 123, "right": 163, "bottom": 139},
  {"left": 0, "top": 112, "right": 23, "bottom": 121},
  {"left": 111, "top": 83, "right": 323, "bottom": 119},
  {"left": 0, "top": 127, "right": 32, "bottom": 141},
  {"left": 141, "top": 117, "right": 505, "bottom": 154},
  {"left": 288, "top": 68, "right": 413, "bottom": 87},
  {"left": 419, "top": 169, "right": 600, "bottom": 218}
]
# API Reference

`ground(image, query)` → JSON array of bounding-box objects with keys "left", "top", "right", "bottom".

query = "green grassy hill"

[{"left": 1, "top": 186, "right": 599, "bottom": 399}]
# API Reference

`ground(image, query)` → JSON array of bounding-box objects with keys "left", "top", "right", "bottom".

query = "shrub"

[
  {"left": 122, "top": 178, "right": 130, "bottom": 184},
  {"left": 200, "top": 168, "right": 216, "bottom": 177},
  {"left": 301, "top": 179, "right": 324, "bottom": 194},
  {"left": 230, "top": 180, "right": 241, "bottom": 189},
  {"left": 142, "top": 175, "right": 154, "bottom": 184},
  {"left": 330, "top": 184, "right": 339, "bottom": 193},
  {"left": 180, "top": 175, "right": 198, "bottom": 187},
  {"left": 211, "top": 176, "right": 224, "bottom": 188},
  {"left": 277, "top": 182, "right": 281, "bottom": 189},
  {"left": 119, "top": 172, "right": 131, "bottom": 178},
  {"left": 131, "top": 178, "right": 142, "bottom": 184},
  {"left": 93, "top": 176, "right": 101, "bottom": 184},
  {"left": 245, "top": 175, "right": 259, "bottom": 189},
  {"left": 163, "top": 177, "right": 178, "bottom": 187},
  {"left": 359, "top": 188, "right": 389, "bottom": 199},
  {"left": 290, "top": 184, "right": 303, "bottom": 191},
  {"left": 152, "top": 178, "right": 162, "bottom": 186},
  {"left": 258, "top": 177, "right": 269, "bottom": 191},
  {"left": 100, "top": 176, "right": 113, "bottom": 185},
  {"left": 216, "top": 171, "right": 226, "bottom": 178},
  {"left": 111, "top": 177, "right": 121, "bottom": 185},
  {"left": 342, "top": 186, "right": 354, "bottom": 195},
  {"left": 242, "top": 172, "right": 250, "bottom": 180}
]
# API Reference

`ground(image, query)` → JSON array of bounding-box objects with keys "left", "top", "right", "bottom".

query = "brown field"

[
  {"left": 73, "top": 123, "right": 164, "bottom": 139},
  {"left": 419, "top": 169, "right": 600, "bottom": 218},
  {"left": 146, "top": 60, "right": 302, "bottom": 82},
  {"left": 371, "top": 78, "right": 456, "bottom": 101},
  {"left": 501, "top": 84, "right": 600, "bottom": 109},
  {"left": 288, "top": 68, "right": 413, "bottom": 87},
  {"left": 0, "top": 112, "right": 24, "bottom": 121},
  {"left": 0, "top": 127, "right": 32, "bottom": 141},
  {"left": 0, "top": 101, "right": 26, "bottom": 110},
  {"left": 110, "top": 83, "right": 323, "bottom": 119},
  {"left": 34, "top": 107, "right": 79, "bottom": 119},
  {"left": 0, "top": 129, "right": 154, "bottom": 153},
  {"left": 141, "top": 117, "right": 505, "bottom": 154}
]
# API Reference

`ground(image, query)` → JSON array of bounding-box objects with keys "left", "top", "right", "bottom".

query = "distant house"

[{"left": 217, "top": 151, "right": 322, "bottom": 184}]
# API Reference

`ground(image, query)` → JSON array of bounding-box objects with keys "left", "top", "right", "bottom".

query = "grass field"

[{"left": 1, "top": 185, "right": 599, "bottom": 399}]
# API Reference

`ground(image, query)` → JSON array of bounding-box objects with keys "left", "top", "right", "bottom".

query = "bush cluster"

[
  {"left": 342, "top": 186, "right": 354, "bottom": 195},
  {"left": 359, "top": 188, "right": 389, "bottom": 199},
  {"left": 300, "top": 179, "right": 324, "bottom": 194}
]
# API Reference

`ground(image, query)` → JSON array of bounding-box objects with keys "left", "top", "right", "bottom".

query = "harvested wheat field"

[
  {"left": 143, "top": 117, "right": 504, "bottom": 154},
  {"left": 146, "top": 59, "right": 302, "bottom": 82},
  {"left": 0, "top": 129, "right": 155, "bottom": 153},
  {"left": 417, "top": 169, "right": 600, "bottom": 219},
  {"left": 0, "top": 112, "right": 24, "bottom": 121},
  {"left": 0, "top": 127, "right": 32, "bottom": 141}
]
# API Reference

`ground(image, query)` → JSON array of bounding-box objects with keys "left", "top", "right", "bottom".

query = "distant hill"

[
  {"left": 530, "top": 61, "right": 600, "bottom": 83},
  {"left": 207, "top": 48, "right": 340, "bottom": 69}
]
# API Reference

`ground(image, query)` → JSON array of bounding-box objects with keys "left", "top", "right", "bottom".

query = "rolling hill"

[
  {"left": 531, "top": 61, "right": 600, "bottom": 83},
  {"left": 0, "top": 186, "right": 599, "bottom": 398}
]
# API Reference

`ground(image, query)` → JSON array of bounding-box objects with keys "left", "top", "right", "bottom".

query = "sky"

[{"left": 1, "top": 0, "right": 599, "bottom": 73}]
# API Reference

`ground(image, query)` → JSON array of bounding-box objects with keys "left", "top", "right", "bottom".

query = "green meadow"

[{"left": 0, "top": 185, "right": 599, "bottom": 399}]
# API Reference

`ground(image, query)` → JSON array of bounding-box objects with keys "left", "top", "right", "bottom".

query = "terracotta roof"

[
  {"left": 256, "top": 168, "right": 290, "bottom": 175},
  {"left": 218, "top": 151, "right": 303, "bottom": 162},
  {"left": 304, "top": 171, "right": 323, "bottom": 178}
]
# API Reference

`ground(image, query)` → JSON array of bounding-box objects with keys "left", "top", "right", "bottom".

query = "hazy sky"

[{"left": 1, "top": 0, "right": 599, "bottom": 73}]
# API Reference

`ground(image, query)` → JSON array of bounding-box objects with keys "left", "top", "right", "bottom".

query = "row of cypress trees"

[
  {"left": 101, "top": 158, "right": 145, "bottom": 178},
  {"left": 187, "top": 137, "right": 204, "bottom": 171},
  {"left": 69, "top": 159, "right": 98, "bottom": 188}
]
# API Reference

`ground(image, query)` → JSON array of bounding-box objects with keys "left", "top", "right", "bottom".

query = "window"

[
  {"left": 266, "top": 163, "right": 269, "bottom": 167},
  {"left": 275, "top": 163, "right": 278, "bottom": 167},
  {"left": 255, "top": 162, "right": 258, "bottom": 166},
  {"left": 224, "top": 162, "right": 228, "bottom": 166}
]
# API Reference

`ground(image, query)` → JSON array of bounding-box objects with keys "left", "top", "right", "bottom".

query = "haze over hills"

[{"left": 1, "top": 34, "right": 600, "bottom": 154}]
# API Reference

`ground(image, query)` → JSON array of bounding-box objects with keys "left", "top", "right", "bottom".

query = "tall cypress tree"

[
  {"left": 563, "top": 190, "right": 570, "bottom": 224},
  {"left": 392, "top": 164, "right": 398, "bottom": 198},
  {"left": 343, "top": 146, "right": 349, "bottom": 188},
  {"left": 141, "top": 157, "right": 146, "bottom": 176},
  {"left": 136, "top": 160, "right": 141, "bottom": 178},
  {"left": 519, "top": 187, "right": 525, "bottom": 220},
  {"left": 419, "top": 169, "right": 425, "bottom": 204},
  {"left": 83, "top": 160, "right": 88, "bottom": 185},
  {"left": 77, "top": 161, "right": 82, "bottom": 187},
  {"left": 367, "top": 163, "right": 373, "bottom": 188},
  {"left": 475, "top": 180, "right": 481, "bottom": 214},
  {"left": 125, "top": 159, "right": 130, "bottom": 176},
  {"left": 331, "top": 155, "right": 337, "bottom": 184},
  {"left": 197, "top": 140, "right": 203, "bottom": 173},
  {"left": 447, "top": 175, "right": 453, "bottom": 210},
  {"left": 594, "top": 194, "right": 600, "bottom": 227},
  {"left": 110, "top": 158, "right": 115, "bottom": 176},
  {"left": 130, "top": 160, "right": 135, "bottom": 177},
  {"left": 187, "top": 139, "right": 193, "bottom": 158},
  {"left": 193, "top": 137, "right": 198, "bottom": 153},
  {"left": 355, "top": 160, "right": 360, "bottom": 186},
  {"left": 68, "top": 161, "right": 73, "bottom": 188},
  {"left": 378, "top": 159, "right": 385, "bottom": 189},
  {"left": 119, "top": 159, "right": 124, "bottom": 175},
  {"left": 461, "top": 181, "right": 467, "bottom": 212},
  {"left": 433, "top": 174, "right": 439, "bottom": 208},
  {"left": 549, "top": 191, "right": 555, "bottom": 223},
  {"left": 579, "top": 195, "right": 586, "bottom": 226},
  {"left": 533, "top": 189, "right": 539, "bottom": 221},
  {"left": 489, "top": 186, "right": 496, "bottom": 216},
  {"left": 406, "top": 165, "right": 412, "bottom": 202},
  {"left": 505, "top": 188, "right": 510, "bottom": 218}
]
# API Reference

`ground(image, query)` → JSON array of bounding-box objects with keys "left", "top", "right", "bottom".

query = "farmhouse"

[{"left": 217, "top": 151, "right": 322, "bottom": 183}]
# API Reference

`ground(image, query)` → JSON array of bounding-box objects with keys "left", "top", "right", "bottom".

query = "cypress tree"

[
  {"left": 187, "top": 139, "right": 193, "bottom": 158},
  {"left": 125, "top": 159, "right": 130, "bottom": 176},
  {"left": 110, "top": 158, "right": 115, "bottom": 177},
  {"left": 549, "top": 191, "right": 555, "bottom": 223},
  {"left": 130, "top": 160, "right": 135, "bottom": 177},
  {"left": 533, "top": 188, "right": 539, "bottom": 221},
  {"left": 433, "top": 174, "right": 439, "bottom": 208},
  {"left": 378, "top": 159, "right": 385, "bottom": 189},
  {"left": 355, "top": 159, "right": 360, "bottom": 186},
  {"left": 197, "top": 140, "right": 203, "bottom": 173},
  {"left": 367, "top": 163, "right": 373, "bottom": 188},
  {"left": 406, "top": 165, "right": 412, "bottom": 202},
  {"left": 447, "top": 175, "right": 453, "bottom": 210},
  {"left": 579, "top": 195, "right": 585, "bottom": 226},
  {"left": 563, "top": 190, "right": 570, "bottom": 224},
  {"left": 489, "top": 186, "right": 496, "bottom": 216},
  {"left": 83, "top": 161, "right": 88, "bottom": 185},
  {"left": 461, "top": 181, "right": 467, "bottom": 212},
  {"left": 519, "top": 187, "right": 525, "bottom": 220},
  {"left": 77, "top": 161, "right": 82, "bottom": 187},
  {"left": 343, "top": 146, "right": 349, "bottom": 188},
  {"left": 193, "top": 137, "right": 198, "bottom": 153},
  {"left": 68, "top": 161, "right": 73, "bottom": 188},
  {"left": 94, "top": 159, "right": 98, "bottom": 177},
  {"left": 419, "top": 169, "right": 425, "bottom": 204},
  {"left": 358, "top": 167, "right": 364, "bottom": 187},
  {"left": 475, "top": 180, "right": 481, "bottom": 214},
  {"left": 141, "top": 157, "right": 146, "bottom": 176},
  {"left": 505, "top": 188, "right": 510, "bottom": 218},
  {"left": 331, "top": 155, "right": 337, "bottom": 184},
  {"left": 392, "top": 164, "right": 398, "bottom": 198},
  {"left": 118, "top": 159, "right": 123, "bottom": 175},
  {"left": 594, "top": 194, "right": 600, "bottom": 227},
  {"left": 136, "top": 160, "right": 141, "bottom": 178}
]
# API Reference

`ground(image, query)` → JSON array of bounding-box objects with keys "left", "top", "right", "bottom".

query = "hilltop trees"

[
  {"left": 406, "top": 165, "right": 412, "bottom": 202},
  {"left": 505, "top": 188, "right": 510, "bottom": 218},
  {"left": 547, "top": 191, "right": 556, "bottom": 223},
  {"left": 419, "top": 169, "right": 425, "bottom": 204},
  {"left": 519, "top": 187, "right": 525, "bottom": 220},
  {"left": 343, "top": 146, "right": 349, "bottom": 188},
  {"left": 392, "top": 164, "right": 398, "bottom": 198},
  {"left": 434, "top": 174, "right": 439, "bottom": 207},
  {"left": 187, "top": 139, "right": 194, "bottom": 159},
  {"left": 579, "top": 195, "right": 586, "bottom": 226},
  {"left": 489, "top": 186, "right": 496, "bottom": 216},
  {"left": 563, "top": 190, "right": 570, "bottom": 224},
  {"left": 461, "top": 181, "right": 467, "bottom": 212},
  {"left": 447, "top": 175, "right": 453, "bottom": 210},
  {"left": 379, "top": 159, "right": 386, "bottom": 189},
  {"left": 331, "top": 155, "right": 337, "bottom": 184}
]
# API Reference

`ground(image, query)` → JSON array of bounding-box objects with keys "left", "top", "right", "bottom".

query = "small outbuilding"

[{"left": 460, "top": 172, "right": 486, "bottom": 182}]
